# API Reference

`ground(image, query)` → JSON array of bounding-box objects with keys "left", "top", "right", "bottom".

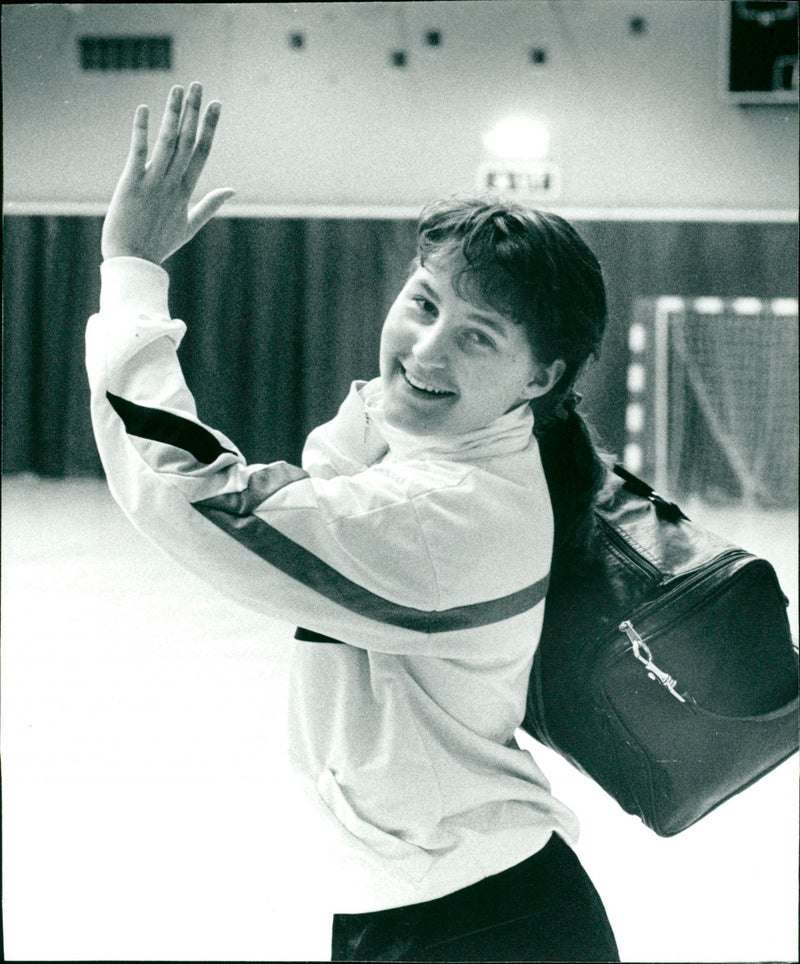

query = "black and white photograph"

[{"left": 2, "top": 2, "right": 798, "bottom": 962}]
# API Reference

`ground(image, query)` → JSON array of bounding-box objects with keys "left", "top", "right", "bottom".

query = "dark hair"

[{"left": 415, "top": 196, "right": 609, "bottom": 554}]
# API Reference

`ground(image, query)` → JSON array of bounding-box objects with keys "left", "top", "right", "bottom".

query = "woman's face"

[{"left": 379, "top": 253, "right": 564, "bottom": 436}]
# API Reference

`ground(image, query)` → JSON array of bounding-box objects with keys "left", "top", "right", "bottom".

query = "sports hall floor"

[{"left": 2, "top": 473, "right": 798, "bottom": 962}]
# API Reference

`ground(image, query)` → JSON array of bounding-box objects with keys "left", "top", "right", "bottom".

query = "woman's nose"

[{"left": 411, "top": 323, "right": 448, "bottom": 368}]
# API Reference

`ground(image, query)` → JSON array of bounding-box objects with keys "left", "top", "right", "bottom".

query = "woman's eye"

[
  {"left": 411, "top": 297, "right": 437, "bottom": 316},
  {"left": 464, "top": 330, "right": 495, "bottom": 349}
]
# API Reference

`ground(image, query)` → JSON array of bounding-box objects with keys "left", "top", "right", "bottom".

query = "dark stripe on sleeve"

[
  {"left": 194, "top": 499, "right": 550, "bottom": 633},
  {"left": 295, "top": 627, "right": 345, "bottom": 644},
  {"left": 106, "top": 392, "right": 235, "bottom": 465}
]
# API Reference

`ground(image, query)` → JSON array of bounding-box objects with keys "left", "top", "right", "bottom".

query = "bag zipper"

[
  {"left": 615, "top": 548, "right": 752, "bottom": 705},
  {"left": 618, "top": 619, "right": 691, "bottom": 703},
  {"left": 629, "top": 547, "right": 750, "bottom": 620},
  {"left": 601, "top": 511, "right": 751, "bottom": 592},
  {"left": 598, "top": 516, "right": 662, "bottom": 580}
]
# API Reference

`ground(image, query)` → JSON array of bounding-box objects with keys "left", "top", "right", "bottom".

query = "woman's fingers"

[
  {"left": 182, "top": 99, "right": 223, "bottom": 194},
  {"left": 186, "top": 187, "right": 236, "bottom": 240},
  {"left": 123, "top": 104, "right": 150, "bottom": 176},
  {"left": 104, "top": 82, "right": 231, "bottom": 263},
  {"left": 171, "top": 82, "right": 203, "bottom": 173},
  {"left": 147, "top": 85, "right": 185, "bottom": 175},
  {"left": 145, "top": 82, "right": 220, "bottom": 191}
]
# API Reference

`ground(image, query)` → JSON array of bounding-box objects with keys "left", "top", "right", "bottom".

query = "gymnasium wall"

[{"left": 2, "top": 1, "right": 797, "bottom": 211}]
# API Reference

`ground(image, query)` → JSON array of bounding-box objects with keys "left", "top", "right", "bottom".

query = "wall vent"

[{"left": 79, "top": 36, "right": 172, "bottom": 71}]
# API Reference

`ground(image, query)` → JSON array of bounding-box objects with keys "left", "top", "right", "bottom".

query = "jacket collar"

[{"left": 358, "top": 378, "right": 535, "bottom": 463}]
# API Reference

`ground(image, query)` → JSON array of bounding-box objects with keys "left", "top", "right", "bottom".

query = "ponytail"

[{"left": 533, "top": 395, "right": 609, "bottom": 566}]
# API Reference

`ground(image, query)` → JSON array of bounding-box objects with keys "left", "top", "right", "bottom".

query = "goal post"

[{"left": 624, "top": 296, "right": 799, "bottom": 507}]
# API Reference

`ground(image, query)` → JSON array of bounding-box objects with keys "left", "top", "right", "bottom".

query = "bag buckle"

[{"left": 619, "top": 620, "right": 688, "bottom": 703}]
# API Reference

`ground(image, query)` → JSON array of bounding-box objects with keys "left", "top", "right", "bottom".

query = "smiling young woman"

[
  {"left": 378, "top": 251, "right": 565, "bottom": 438},
  {"left": 86, "top": 85, "right": 616, "bottom": 963}
]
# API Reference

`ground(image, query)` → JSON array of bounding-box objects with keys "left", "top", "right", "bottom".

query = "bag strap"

[{"left": 612, "top": 464, "right": 690, "bottom": 523}]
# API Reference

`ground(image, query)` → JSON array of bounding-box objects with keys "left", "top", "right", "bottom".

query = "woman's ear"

[{"left": 522, "top": 358, "right": 567, "bottom": 400}]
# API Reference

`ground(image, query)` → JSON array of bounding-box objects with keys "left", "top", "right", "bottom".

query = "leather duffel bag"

[{"left": 523, "top": 465, "right": 799, "bottom": 836}]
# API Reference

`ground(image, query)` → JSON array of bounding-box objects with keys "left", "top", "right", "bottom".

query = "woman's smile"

[{"left": 400, "top": 364, "right": 457, "bottom": 399}]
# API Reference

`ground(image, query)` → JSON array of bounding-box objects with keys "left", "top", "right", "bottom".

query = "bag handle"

[{"left": 612, "top": 464, "right": 689, "bottom": 523}]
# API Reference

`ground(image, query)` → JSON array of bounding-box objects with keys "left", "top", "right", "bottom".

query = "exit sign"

[{"left": 476, "top": 161, "right": 561, "bottom": 200}]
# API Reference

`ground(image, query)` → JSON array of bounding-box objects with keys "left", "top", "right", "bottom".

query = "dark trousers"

[{"left": 330, "top": 833, "right": 620, "bottom": 962}]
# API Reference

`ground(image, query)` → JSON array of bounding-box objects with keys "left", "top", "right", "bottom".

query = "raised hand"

[{"left": 101, "top": 82, "right": 235, "bottom": 264}]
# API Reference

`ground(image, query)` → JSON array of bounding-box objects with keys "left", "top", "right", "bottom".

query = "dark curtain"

[
  {"left": 2, "top": 215, "right": 417, "bottom": 475},
  {"left": 3, "top": 216, "right": 106, "bottom": 475},
  {"left": 3, "top": 215, "right": 797, "bottom": 478}
]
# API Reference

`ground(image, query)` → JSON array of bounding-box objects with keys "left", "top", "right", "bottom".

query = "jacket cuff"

[{"left": 100, "top": 257, "right": 170, "bottom": 318}]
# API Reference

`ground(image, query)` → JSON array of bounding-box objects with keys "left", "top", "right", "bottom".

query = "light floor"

[{"left": 2, "top": 474, "right": 798, "bottom": 963}]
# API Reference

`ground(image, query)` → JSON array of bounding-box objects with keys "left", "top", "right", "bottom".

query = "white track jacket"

[{"left": 86, "top": 257, "right": 579, "bottom": 912}]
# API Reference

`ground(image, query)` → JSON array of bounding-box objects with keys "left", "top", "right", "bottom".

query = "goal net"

[{"left": 625, "top": 297, "right": 798, "bottom": 508}]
